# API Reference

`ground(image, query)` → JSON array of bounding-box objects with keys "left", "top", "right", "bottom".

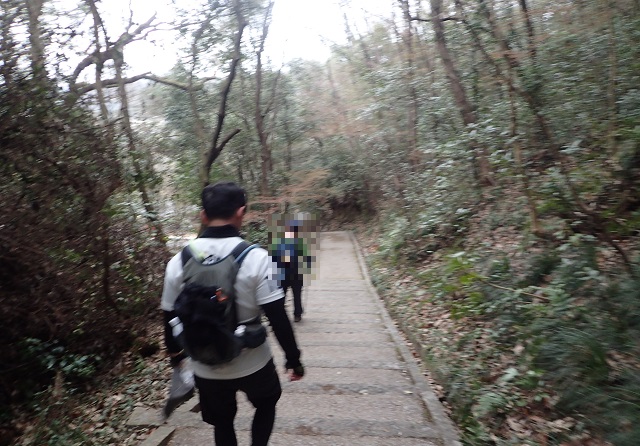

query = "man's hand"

[
  {"left": 289, "top": 365, "right": 305, "bottom": 381},
  {"left": 285, "top": 359, "right": 305, "bottom": 381}
]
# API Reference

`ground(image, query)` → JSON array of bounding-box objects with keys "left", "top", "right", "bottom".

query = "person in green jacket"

[{"left": 270, "top": 220, "right": 311, "bottom": 322}]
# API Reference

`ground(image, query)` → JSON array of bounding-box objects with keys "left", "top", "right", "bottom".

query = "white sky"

[
  {"left": 90, "top": 0, "right": 395, "bottom": 75},
  {"left": 266, "top": 0, "right": 395, "bottom": 65}
]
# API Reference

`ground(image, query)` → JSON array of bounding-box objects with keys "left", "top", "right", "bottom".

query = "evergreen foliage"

[
  {"left": 0, "top": 3, "right": 168, "bottom": 442},
  {"left": 342, "top": 2, "right": 640, "bottom": 443},
  {"left": 3, "top": 0, "right": 640, "bottom": 444},
  {"left": 0, "top": 79, "right": 167, "bottom": 434}
]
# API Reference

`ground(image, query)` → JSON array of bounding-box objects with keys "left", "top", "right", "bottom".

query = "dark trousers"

[
  {"left": 281, "top": 277, "right": 303, "bottom": 318},
  {"left": 194, "top": 360, "right": 282, "bottom": 446}
]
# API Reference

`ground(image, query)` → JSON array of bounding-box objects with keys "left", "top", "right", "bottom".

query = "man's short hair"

[{"left": 202, "top": 182, "right": 247, "bottom": 220}]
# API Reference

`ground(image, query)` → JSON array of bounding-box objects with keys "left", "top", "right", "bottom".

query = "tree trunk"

[
  {"left": 326, "top": 62, "right": 361, "bottom": 155},
  {"left": 606, "top": 1, "right": 618, "bottom": 152},
  {"left": 187, "top": 16, "right": 212, "bottom": 177},
  {"left": 508, "top": 86, "right": 541, "bottom": 234},
  {"left": 90, "top": 2, "right": 114, "bottom": 306},
  {"left": 86, "top": 0, "right": 114, "bottom": 142},
  {"left": 0, "top": 3, "right": 20, "bottom": 87},
  {"left": 255, "top": 1, "right": 275, "bottom": 196},
  {"left": 282, "top": 96, "right": 294, "bottom": 213},
  {"left": 202, "top": 0, "right": 246, "bottom": 187},
  {"left": 113, "top": 55, "right": 166, "bottom": 244},
  {"left": 256, "top": 51, "right": 270, "bottom": 195},
  {"left": 477, "top": 0, "right": 555, "bottom": 150},
  {"left": 399, "top": 0, "right": 421, "bottom": 169},
  {"left": 429, "top": 0, "right": 493, "bottom": 186},
  {"left": 83, "top": 0, "right": 129, "bottom": 312},
  {"left": 26, "top": 0, "right": 46, "bottom": 83},
  {"left": 518, "top": 0, "right": 537, "bottom": 61}
]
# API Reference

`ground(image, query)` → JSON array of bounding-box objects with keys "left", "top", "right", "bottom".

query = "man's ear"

[
  {"left": 236, "top": 206, "right": 247, "bottom": 218},
  {"left": 200, "top": 209, "right": 210, "bottom": 224}
]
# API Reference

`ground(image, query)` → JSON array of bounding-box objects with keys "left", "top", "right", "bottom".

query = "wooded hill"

[{"left": 1, "top": 0, "right": 639, "bottom": 445}]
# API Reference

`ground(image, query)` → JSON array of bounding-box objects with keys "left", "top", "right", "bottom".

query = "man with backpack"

[{"left": 161, "top": 182, "right": 304, "bottom": 446}]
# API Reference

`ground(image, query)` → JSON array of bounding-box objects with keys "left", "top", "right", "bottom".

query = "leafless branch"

[
  {"left": 69, "top": 13, "right": 157, "bottom": 85},
  {"left": 71, "top": 72, "right": 216, "bottom": 102},
  {"left": 205, "top": 0, "right": 247, "bottom": 178}
]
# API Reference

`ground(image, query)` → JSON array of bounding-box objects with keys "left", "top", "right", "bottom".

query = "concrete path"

[{"left": 130, "top": 231, "right": 461, "bottom": 446}]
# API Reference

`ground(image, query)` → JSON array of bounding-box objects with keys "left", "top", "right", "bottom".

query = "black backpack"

[{"left": 173, "top": 240, "right": 263, "bottom": 365}]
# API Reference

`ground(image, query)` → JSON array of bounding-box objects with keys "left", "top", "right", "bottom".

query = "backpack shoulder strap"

[
  {"left": 181, "top": 242, "right": 195, "bottom": 266},
  {"left": 181, "top": 240, "right": 208, "bottom": 266},
  {"left": 232, "top": 241, "right": 259, "bottom": 266}
]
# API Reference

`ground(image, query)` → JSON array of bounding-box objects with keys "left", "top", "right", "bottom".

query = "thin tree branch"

[
  {"left": 69, "top": 13, "right": 157, "bottom": 85},
  {"left": 77, "top": 73, "right": 209, "bottom": 93},
  {"left": 218, "top": 129, "right": 242, "bottom": 152},
  {"left": 480, "top": 280, "right": 551, "bottom": 302}
]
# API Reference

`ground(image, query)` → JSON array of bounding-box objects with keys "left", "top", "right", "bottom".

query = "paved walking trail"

[{"left": 130, "top": 231, "right": 461, "bottom": 446}]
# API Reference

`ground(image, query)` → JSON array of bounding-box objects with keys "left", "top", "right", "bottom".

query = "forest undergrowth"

[
  {"left": 357, "top": 187, "right": 640, "bottom": 446},
  {"left": 9, "top": 326, "right": 170, "bottom": 446},
  {"left": 6, "top": 203, "right": 639, "bottom": 446}
]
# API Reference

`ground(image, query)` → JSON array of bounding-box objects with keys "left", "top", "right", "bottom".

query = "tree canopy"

[{"left": 1, "top": 0, "right": 639, "bottom": 444}]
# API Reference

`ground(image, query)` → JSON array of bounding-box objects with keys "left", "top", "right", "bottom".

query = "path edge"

[{"left": 348, "top": 231, "right": 462, "bottom": 446}]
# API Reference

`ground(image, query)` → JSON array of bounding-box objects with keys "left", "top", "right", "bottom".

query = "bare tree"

[
  {"left": 254, "top": 1, "right": 279, "bottom": 195},
  {"left": 475, "top": 0, "right": 555, "bottom": 149},
  {"left": 398, "top": 0, "right": 421, "bottom": 168},
  {"left": 202, "top": 0, "right": 246, "bottom": 187},
  {"left": 83, "top": 0, "right": 166, "bottom": 244},
  {"left": 186, "top": 16, "right": 214, "bottom": 177},
  {"left": 1, "top": 2, "right": 23, "bottom": 87},
  {"left": 428, "top": 0, "right": 493, "bottom": 185},
  {"left": 26, "top": 0, "right": 46, "bottom": 82},
  {"left": 451, "top": 0, "right": 540, "bottom": 231},
  {"left": 66, "top": 10, "right": 158, "bottom": 106}
]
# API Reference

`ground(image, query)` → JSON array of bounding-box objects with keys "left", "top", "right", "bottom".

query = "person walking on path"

[
  {"left": 160, "top": 182, "right": 305, "bottom": 446},
  {"left": 270, "top": 220, "right": 311, "bottom": 322}
]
